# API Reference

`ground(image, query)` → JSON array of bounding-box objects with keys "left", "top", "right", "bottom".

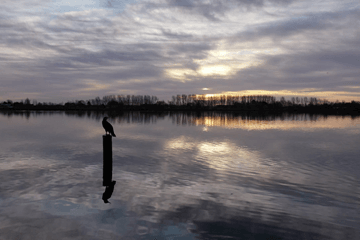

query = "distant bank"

[
  {"left": 1, "top": 102, "right": 360, "bottom": 116},
  {"left": 1, "top": 94, "right": 360, "bottom": 115}
]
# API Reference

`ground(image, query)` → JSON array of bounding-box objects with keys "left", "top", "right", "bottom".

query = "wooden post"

[{"left": 103, "top": 135, "right": 113, "bottom": 186}]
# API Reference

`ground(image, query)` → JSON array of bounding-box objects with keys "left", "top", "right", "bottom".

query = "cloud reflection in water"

[{"left": 0, "top": 111, "right": 359, "bottom": 239}]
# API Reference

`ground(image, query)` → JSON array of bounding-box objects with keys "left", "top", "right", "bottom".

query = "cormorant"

[{"left": 102, "top": 117, "right": 116, "bottom": 137}]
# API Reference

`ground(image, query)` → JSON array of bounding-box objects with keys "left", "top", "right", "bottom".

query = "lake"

[{"left": 0, "top": 111, "right": 359, "bottom": 239}]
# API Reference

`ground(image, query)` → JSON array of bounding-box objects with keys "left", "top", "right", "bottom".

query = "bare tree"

[
  {"left": 304, "top": 97, "right": 308, "bottom": 106},
  {"left": 182, "top": 94, "right": 187, "bottom": 105},
  {"left": 291, "top": 97, "right": 296, "bottom": 105},
  {"left": 176, "top": 95, "right": 181, "bottom": 106}
]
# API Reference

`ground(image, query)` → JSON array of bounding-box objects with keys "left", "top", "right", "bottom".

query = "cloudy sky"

[{"left": 1, "top": 0, "right": 360, "bottom": 103}]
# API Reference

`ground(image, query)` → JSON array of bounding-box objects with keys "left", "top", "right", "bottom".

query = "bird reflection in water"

[{"left": 102, "top": 180, "right": 116, "bottom": 204}]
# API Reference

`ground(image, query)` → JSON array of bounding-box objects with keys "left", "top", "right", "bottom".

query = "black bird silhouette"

[{"left": 102, "top": 117, "right": 116, "bottom": 137}]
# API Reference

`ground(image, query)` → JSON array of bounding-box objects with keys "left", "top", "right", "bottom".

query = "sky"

[{"left": 1, "top": 0, "right": 360, "bottom": 103}]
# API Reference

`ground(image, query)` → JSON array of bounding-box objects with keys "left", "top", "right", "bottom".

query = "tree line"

[
  {"left": 1, "top": 94, "right": 359, "bottom": 115},
  {"left": 167, "top": 94, "right": 328, "bottom": 107}
]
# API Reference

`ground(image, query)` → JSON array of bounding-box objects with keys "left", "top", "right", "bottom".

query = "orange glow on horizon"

[{"left": 191, "top": 89, "right": 360, "bottom": 102}]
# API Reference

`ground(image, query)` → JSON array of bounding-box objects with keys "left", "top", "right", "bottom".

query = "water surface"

[{"left": 0, "top": 111, "right": 359, "bottom": 239}]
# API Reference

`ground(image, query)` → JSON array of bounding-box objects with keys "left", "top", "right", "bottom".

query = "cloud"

[
  {"left": 0, "top": 0, "right": 359, "bottom": 102},
  {"left": 147, "top": 0, "right": 296, "bottom": 21}
]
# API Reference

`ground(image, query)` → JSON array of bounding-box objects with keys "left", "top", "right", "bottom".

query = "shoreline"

[{"left": 1, "top": 107, "right": 359, "bottom": 116}]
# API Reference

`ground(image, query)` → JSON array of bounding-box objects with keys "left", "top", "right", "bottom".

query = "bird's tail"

[{"left": 112, "top": 133, "right": 116, "bottom": 137}]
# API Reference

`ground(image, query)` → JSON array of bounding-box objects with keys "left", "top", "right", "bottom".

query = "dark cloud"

[
  {"left": 161, "top": 28, "right": 194, "bottom": 39},
  {"left": 162, "top": 0, "right": 296, "bottom": 20},
  {"left": 230, "top": 8, "right": 360, "bottom": 44}
]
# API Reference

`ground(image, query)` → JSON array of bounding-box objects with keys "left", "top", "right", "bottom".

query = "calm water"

[{"left": 0, "top": 111, "right": 359, "bottom": 239}]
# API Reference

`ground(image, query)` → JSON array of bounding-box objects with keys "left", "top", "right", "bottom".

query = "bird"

[{"left": 102, "top": 117, "right": 116, "bottom": 137}]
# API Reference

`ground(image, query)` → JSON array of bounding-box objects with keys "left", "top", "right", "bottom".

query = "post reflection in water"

[
  {"left": 102, "top": 134, "right": 116, "bottom": 204},
  {"left": 102, "top": 180, "right": 116, "bottom": 204}
]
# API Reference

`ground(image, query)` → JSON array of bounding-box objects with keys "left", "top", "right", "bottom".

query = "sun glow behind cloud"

[
  {"left": 198, "top": 65, "right": 232, "bottom": 76},
  {"left": 164, "top": 43, "right": 278, "bottom": 82},
  {"left": 165, "top": 49, "right": 264, "bottom": 81}
]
